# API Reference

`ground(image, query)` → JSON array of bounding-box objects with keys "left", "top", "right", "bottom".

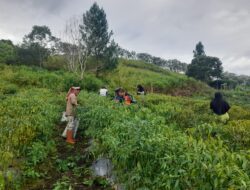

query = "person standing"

[
  {"left": 63, "top": 86, "right": 81, "bottom": 144},
  {"left": 210, "top": 92, "right": 230, "bottom": 123}
]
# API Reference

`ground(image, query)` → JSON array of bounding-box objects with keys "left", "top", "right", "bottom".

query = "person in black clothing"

[
  {"left": 210, "top": 92, "right": 230, "bottom": 123},
  {"left": 137, "top": 85, "right": 145, "bottom": 95}
]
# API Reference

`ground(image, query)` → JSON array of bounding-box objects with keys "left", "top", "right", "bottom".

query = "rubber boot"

[{"left": 66, "top": 130, "right": 75, "bottom": 144}]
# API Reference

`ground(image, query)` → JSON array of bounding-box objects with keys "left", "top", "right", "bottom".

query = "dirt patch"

[{"left": 23, "top": 123, "right": 112, "bottom": 190}]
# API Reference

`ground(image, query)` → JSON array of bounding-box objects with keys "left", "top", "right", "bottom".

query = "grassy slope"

[{"left": 105, "top": 59, "right": 212, "bottom": 96}]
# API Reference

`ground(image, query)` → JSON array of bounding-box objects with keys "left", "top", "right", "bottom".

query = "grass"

[{"left": 105, "top": 59, "right": 211, "bottom": 96}]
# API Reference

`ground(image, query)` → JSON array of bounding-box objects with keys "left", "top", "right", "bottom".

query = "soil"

[{"left": 22, "top": 122, "right": 113, "bottom": 190}]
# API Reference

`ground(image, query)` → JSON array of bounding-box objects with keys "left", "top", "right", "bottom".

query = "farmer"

[
  {"left": 114, "top": 88, "right": 125, "bottom": 103},
  {"left": 124, "top": 92, "right": 132, "bottom": 105},
  {"left": 99, "top": 86, "right": 108, "bottom": 97},
  {"left": 63, "top": 86, "right": 81, "bottom": 144},
  {"left": 125, "top": 92, "right": 137, "bottom": 105},
  {"left": 137, "top": 85, "right": 145, "bottom": 95},
  {"left": 210, "top": 92, "right": 230, "bottom": 123}
]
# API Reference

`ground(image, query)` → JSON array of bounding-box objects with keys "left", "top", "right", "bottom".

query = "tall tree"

[
  {"left": 187, "top": 55, "right": 223, "bottom": 84},
  {"left": 187, "top": 42, "right": 223, "bottom": 85},
  {"left": 80, "top": 2, "right": 117, "bottom": 76},
  {"left": 22, "top": 25, "right": 58, "bottom": 67},
  {"left": 193, "top": 41, "right": 205, "bottom": 57},
  {"left": 62, "top": 16, "right": 88, "bottom": 79}
]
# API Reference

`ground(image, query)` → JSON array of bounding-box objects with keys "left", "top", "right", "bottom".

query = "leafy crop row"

[
  {"left": 78, "top": 93, "right": 250, "bottom": 189},
  {"left": 0, "top": 88, "right": 62, "bottom": 189}
]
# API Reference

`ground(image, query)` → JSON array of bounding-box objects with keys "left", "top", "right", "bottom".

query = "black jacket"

[{"left": 210, "top": 99, "right": 230, "bottom": 115}]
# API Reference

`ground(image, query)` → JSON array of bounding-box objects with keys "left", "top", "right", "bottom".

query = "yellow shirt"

[{"left": 66, "top": 93, "right": 77, "bottom": 116}]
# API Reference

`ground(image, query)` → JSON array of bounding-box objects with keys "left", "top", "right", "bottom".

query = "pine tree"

[
  {"left": 80, "top": 2, "right": 117, "bottom": 76},
  {"left": 187, "top": 42, "right": 223, "bottom": 85},
  {"left": 193, "top": 41, "right": 205, "bottom": 57}
]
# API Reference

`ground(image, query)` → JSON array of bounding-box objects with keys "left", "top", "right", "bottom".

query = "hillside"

[
  {"left": 0, "top": 62, "right": 250, "bottom": 189},
  {"left": 105, "top": 59, "right": 211, "bottom": 96}
]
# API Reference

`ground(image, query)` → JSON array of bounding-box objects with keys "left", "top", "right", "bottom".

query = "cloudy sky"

[{"left": 0, "top": 0, "right": 249, "bottom": 75}]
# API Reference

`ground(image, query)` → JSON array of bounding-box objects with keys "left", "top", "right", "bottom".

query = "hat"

[{"left": 72, "top": 86, "right": 81, "bottom": 90}]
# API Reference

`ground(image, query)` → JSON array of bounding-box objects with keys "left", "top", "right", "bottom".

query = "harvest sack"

[
  {"left": 61, "top": 112, "right": 68, "bottom": 122},
  {"left": 100, "top": 88, "right": 108, "bottom": 96}
]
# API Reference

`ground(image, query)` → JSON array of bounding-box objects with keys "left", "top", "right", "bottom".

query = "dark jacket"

[
  {"left": 137, "top": 85, "right": 145, "bottom": 95},
  {"left": 210, "top": 93, "right": 230, "bottom": 115},
  {"left": 114, "top": 95, "right": 124, "bottom": 103}
]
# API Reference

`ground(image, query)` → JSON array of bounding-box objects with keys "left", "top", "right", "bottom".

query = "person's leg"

[
  {"left": 62, "top": 116, "right": 72, "bottom": 137},
  {"left": 62, "top": 127, "right": 67, "bottom": 138},
  {"left": 66, "top": 116, "right": 75, "bottom": 144},
  {"left": 73, "top": 118, "right": 79, "bottom": 139}
]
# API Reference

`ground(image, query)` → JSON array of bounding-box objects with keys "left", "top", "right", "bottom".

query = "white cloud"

[{"left": 223, "top": 56, "right": 250, "bottom": 75}]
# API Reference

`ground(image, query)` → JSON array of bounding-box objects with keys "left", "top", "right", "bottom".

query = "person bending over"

[
  {"left": 210, "top": 92, "right": 230, "bottom": 123},
  {"left": 114, "top": 88, "right": 125, "bottom": 103},
  {"left": 137, "top": 85, "right": 145, "bottom": 95}
]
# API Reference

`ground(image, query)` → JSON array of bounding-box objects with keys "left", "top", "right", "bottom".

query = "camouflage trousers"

[{"left": 62, "top": 116, "right": 79, "bottom": 138}]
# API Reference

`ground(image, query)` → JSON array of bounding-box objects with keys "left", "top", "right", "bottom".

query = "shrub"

[
  {"left": 1, "top": 84, "right": 18, "bottom": 95},
  {"left": 43, "top": 55, "right": 67, "bottom": 71},
  {"left": 0, "top": 88, "right": 62, "bottom": 189},
  {"left": 222, "top": 120, "right": 250, "bottom": 150}
]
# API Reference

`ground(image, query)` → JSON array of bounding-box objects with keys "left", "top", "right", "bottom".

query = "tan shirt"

[{"left": 66, "top": 93, "right": 77, "bottom": 116}]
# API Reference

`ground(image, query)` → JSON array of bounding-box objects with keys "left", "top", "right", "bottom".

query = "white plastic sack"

[
  {"left": 61, "top": 112, "right": 68, "bottom": 122},
  {"left": 92, "top": 158, "right": 112, "bottom": 177}
]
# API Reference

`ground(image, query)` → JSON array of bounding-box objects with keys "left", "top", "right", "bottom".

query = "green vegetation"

[
  {"left": 0, "top": 60, "right": 249, "bottom": 189},
  {"left": 78, "top": 92, "right": 250, "bottom": 189},
  {"left": 1, "top": 2, "right": 249, "bottom": 189},
  {"left": 106, "top": 59, "right": 211, "bottom": 96},
  {"left": 187, "top": 42, "right": 223, "bottom": 84},
  {"left": 0, "top": 64, "right": 103, "bottom": 189},
  {"left": 0, "top": 40, "right": 16, "bottom": 64}
]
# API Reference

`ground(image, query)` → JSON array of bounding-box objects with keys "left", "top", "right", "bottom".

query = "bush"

[
  {"left": 1, "top": 84, "right": 18, "bottom": 95},
  {"left": 0, "top": 88, "right": 62, "bottom": 189},
  {"left": 82, "top": 74, "right": 103, "bottom": 91},
  {"left": 222, "top": 120, "right": 250, "bottom": 149},
  {"left": 43, "top": 55, "right": 67, "bottom": 71}
]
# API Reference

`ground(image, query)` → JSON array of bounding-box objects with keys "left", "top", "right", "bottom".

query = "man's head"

[
  {"left": 118, "top": 88, "right": 125, "bottom": 97},
  {"left": 72, "top": 87, "right": 81, "bottom": 96}
]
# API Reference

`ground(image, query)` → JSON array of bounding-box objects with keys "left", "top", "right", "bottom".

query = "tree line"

[
  {"left": 0, "top": 2, "right": 118, "bottom": 79},
  {"left": 187, "top": 42, "right": 250, "bottom": 89},
  {"left": 117, "top": 47, "right": 188, "bottom": 73},
  {"left": 0, "top": 2, "right": 249, "bottom": 89}
]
